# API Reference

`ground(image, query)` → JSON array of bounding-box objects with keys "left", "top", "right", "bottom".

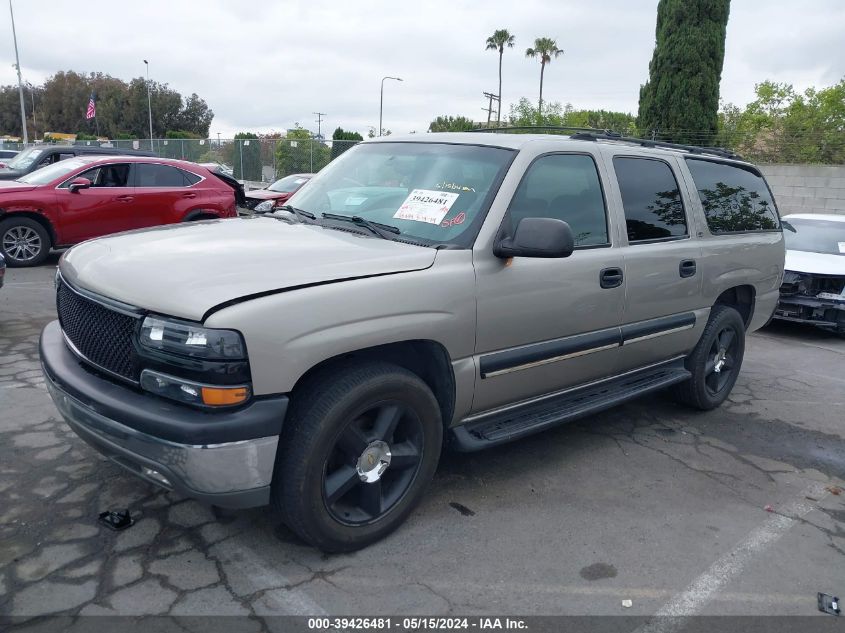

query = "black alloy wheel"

[{"left": 323, "top": 401, "right": 424, "bottom": 525}]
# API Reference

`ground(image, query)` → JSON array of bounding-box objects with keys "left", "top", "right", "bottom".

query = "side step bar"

[{"left": 451, "top": 360, "right": 691, "bottom": 451}]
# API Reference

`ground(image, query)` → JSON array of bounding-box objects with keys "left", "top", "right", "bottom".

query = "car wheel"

[
  {"left": 272, "top": 361, "right": 443, "bottom": 552},
  {"left": 671, "top": 305, "right": 746, "bottom": 411},
  {"left": 0, "top": 217, "right": 51, "bottom": 267}
]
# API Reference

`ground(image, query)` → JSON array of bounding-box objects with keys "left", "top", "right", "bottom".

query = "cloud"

[{"left": 1, "top": 0, "right": 842, "bottom": 137}]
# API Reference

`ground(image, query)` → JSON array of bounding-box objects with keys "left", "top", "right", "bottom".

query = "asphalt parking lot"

[{"left": 1, "top": 257, "right": 844, "bottom": 622}]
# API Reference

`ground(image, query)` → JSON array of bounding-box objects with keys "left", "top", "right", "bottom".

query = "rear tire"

[
  {"left": 671, "top": 305, "right": 746, "bottom": 410},
  {"left": 0, "top": 217, "right": 51, "bottom": 267},
  {"left": 272, "top": 361, "right": 443, "bottom": 553}
]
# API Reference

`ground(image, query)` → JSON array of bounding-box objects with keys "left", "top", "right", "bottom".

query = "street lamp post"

[
  {"left": 143, "top": 60, "right": 153, "bottom": 150},
  {"left": 9, "top": 0, "right": 28, "bottom": 144},
  {"left": 379, "top": 76, "right": 402, "bottom": 137}
]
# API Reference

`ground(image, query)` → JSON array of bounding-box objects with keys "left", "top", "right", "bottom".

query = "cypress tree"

[{"left": 637, "top": 0, "right": 730, "bottom": 145}]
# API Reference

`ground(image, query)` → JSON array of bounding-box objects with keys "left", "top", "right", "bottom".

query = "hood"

[
  {"left": 0, "top": 179, "right": 37, "bottom": 192},
  {"left": 60, "top": 217, "right": 437, "bottom": 321},
  {"left": 785, "top": 249, "right": 845, "bottom": 276},
  {"left": 245, "top": 189, "right": 288, "bottom": 201},
  {"left": 0, "top": 169, "right": 24, "bottom": 181}
]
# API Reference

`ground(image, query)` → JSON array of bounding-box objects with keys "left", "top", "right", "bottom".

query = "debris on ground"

[
  {"left": 818, "top": 593, "right": 840, "bottom": 616},
  {"left": 825, "top": 486, "right": 842, "bottom": 496},
  {"left": 621, "top": 599, "right": 633, "bottom": 608},
  {"left": 98, "top": 509, "right": 134, "bottom": 531},
  {"left": 764, "top": 504, "right": 774, "bottom": 512}
]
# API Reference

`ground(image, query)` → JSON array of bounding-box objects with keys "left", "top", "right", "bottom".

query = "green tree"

[
  {"left": 331, "top": 127, "right": 363, "bottom": 159},
  {"left": 0, "top": 70, "right": 213, "bottom": 142},
  {"left": 525, "top": 37, "right": 564, "bottom": 115},
  {"left": 485, "top": 29, "right": 515, "bottom": 126},
  {"left": 716, "top": 79, "right": 845, "bottom": 163},
  {"left": 275, "top": 127, "right": 330, "bottom": 177},
  {"left": 637, "top": 0, "right": 731, "bottom": 145},
  {"left": 428, "top": 115, "right": 477, "bottom": 132}
]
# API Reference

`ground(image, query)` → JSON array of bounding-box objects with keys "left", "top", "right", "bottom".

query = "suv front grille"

[{"left": 57, "top": 280, "right": 140, "bottom": 382}]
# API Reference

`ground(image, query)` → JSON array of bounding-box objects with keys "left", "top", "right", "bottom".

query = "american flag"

[{"left": 85, "top": 92, "right": 96, "bottom": 120}]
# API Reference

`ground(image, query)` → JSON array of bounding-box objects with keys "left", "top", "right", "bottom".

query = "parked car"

[
  {"left": 244, "top": 174, "right": 314, "bottom": 212},
  {"left": 0, "top": 149, "right": 18, "bottom": 169},
  {"left": 774, "top": 213, "right": 845, "bottom": 334},
  {"left": 199, "top": 162, "right": 235, "bottom": 178},
  {"left": 41, "top": 132, "right": 784, "bottom": 552},
  {"left": 0, "top": 156, "right": 242, "bottom": 267},
  {"left": 0, "top": 145, "right": 155, "bottom": 181}
]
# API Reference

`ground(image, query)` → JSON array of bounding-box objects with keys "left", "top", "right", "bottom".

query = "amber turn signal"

[{"left": 201, "top": 386, "right": 250, "bottom": 406}]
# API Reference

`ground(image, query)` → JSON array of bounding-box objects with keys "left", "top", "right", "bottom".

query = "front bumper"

[
  {"left": 774, "top": 295, "right": 845, "bottom": 332},
  {"left": 40, "top": 320, "right": 287, "bottom": 508}
]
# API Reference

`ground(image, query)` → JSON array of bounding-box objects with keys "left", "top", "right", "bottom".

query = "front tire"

[
  {"left": 0, "top": 217, "right": 51, "bottom": 267},
  {"left": 672, "top": 305, "right": 746, "bottom": 410},
  {"left": 272, "top": 362, "right": 443, "bottom": 552}
]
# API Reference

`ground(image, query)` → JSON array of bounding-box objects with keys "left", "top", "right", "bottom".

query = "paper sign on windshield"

[
  {"left": 839, "top": 242, "right": 845, "bottom": 254},
  {"left": 394, "top": 189, "right": 459, "bottom": 225}
]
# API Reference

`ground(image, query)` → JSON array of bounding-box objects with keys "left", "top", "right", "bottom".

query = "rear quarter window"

[{"left": 685, "top": 159, "right": 780, "bottom": 233}]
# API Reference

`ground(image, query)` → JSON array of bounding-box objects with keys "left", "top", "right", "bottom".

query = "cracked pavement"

[{"left": 1, "top": 256, "right": 844, "bottom": 622}]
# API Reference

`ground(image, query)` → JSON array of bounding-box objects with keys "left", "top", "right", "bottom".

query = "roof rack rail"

[
  {"left": 569, "top": 132, "right": 744, "bottom": 161},
  {"left": 469, "top": 125, "right": 617, "bottom": 135}
]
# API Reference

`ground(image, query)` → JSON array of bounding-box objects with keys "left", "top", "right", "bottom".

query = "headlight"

[
  {"left": 254, "top": 200, "right": 275, "bottom": 213},
  {"left": 141, "top": 370, "right": 250, "bottom": 407},
  {"left": 139, "top": 316, "right": 246, "bottom": 360}
]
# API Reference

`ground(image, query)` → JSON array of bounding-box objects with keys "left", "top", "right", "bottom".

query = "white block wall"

[{"left": 760, "top": 164, "right": 845, "bottom": 217}]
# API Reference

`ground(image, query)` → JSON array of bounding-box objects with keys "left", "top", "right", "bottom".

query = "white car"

[{"left": 775, "top": 213, "right": 845, "bottom": 334}]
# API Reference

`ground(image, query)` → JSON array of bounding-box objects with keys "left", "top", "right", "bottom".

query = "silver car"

[{"left": 41, "top": 132, "right": 785, "bottom": 551}]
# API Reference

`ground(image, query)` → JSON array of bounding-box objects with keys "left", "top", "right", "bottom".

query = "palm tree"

[
  {"left": 525, "top": 37, "right": 564, "bottom": 117},
  {"left": 485, "top": 29, "right": 515, "bottom": 126}
]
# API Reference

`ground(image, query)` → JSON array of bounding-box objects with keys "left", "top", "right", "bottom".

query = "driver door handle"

[
  {"left": 115, "top": 195, "right": 135, "bottom": 203},
  {"left": 600, "top": 267, "right": 624, "bottom": 289}
]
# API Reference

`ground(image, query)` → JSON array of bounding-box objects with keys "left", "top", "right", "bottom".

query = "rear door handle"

[
  {"left": 679, "top": 259, "right": 697, "bottom": 278},
  {"left": 182, "top": 192, "right": 197, "bottom": 198},
  {"left": 600, "top": 267, "right": 624, "bottom": 289},
  {"left": 115, "top": 195, "right": 134, "bottom": 203}
]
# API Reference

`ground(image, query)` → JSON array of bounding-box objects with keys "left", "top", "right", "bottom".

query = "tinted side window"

[
  {"left": 75, "top": 164, "right": 130, "bottom": 188},
  {"left": 685, "top": 159, "right": 779, "bottom": 233},
  {"left": 136, "top": 163, "right": 187, "bottom": 187},
  {"left": 181, "top": 170, "right": 201, "bottom": 185},
  {"left": 509, "top": 154, "right": 608, "bottom": 247},
  {"left": 613, "top": 157, "right": 687, "bottom": 243}
]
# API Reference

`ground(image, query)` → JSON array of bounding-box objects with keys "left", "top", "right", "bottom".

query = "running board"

[{"left": 451, "top": 361, "right": 691, "bottom": 451}]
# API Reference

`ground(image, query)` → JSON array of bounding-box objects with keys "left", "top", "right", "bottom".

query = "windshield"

[
  {"left": 17, "top": 158, "right": 88, "bottom": 185},
  {"left": 268, "top": 175, "right": 310, "bottom": 193},
  {"left": 287, "top": 142, "right": 514, "bottom": 246},
  {"left": 5, "top": 147, "right": 44, "bottom": 170},
  {"left": 782, "top": 218, "right": 845, "bottom": 256}
]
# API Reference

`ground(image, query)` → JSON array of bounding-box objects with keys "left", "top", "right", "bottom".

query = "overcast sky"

[{"left": 2, "top": 0, "right": 843, "bottom": 137}]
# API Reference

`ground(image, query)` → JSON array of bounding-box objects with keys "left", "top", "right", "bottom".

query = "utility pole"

[
  {"left": 313, "top": 112, "right": 326, "bottom": 139},
  {"left": 482, "top": 92, "right": 500, "bottom": 127},
  {"left": 9, "top": 0, "right": 28, "bottom": 144},
  {"left": 143, "top": 60, "right": 153, "bottom": 151}
]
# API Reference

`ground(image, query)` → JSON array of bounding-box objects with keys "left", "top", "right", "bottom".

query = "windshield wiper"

[
  {"left": 275, "top": 204, "right": 316, "bottom": 223},
  {"left": 321, "top": 213, "right": 401, "bottom": 240}
]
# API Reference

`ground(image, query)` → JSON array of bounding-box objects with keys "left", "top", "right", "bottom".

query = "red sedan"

[
  {"left": 0, "top": 155, "right": 243, "bottom": 267},
  {"left": 244, "top": 173, "right": 314, "bottom": 212}
]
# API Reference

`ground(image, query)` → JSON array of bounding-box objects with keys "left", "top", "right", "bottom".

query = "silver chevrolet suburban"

[{"left": 41, "top": 132, "right": 785, "bottom": 551}]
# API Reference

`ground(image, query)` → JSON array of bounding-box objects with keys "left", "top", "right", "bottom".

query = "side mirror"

[
  {"left": 68, "top": 177, "right": 92, "bottom": 193},
  {"left": 494, "top": 217, "right": 575, "bottom": 259}
]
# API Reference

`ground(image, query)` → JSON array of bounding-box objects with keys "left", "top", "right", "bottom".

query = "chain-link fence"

[
  {"left": 2, "top": 129, "right": 842, "bottom": 186},
  {"left": 0, "top": 137, "right": 362, "bottom": 187}
]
